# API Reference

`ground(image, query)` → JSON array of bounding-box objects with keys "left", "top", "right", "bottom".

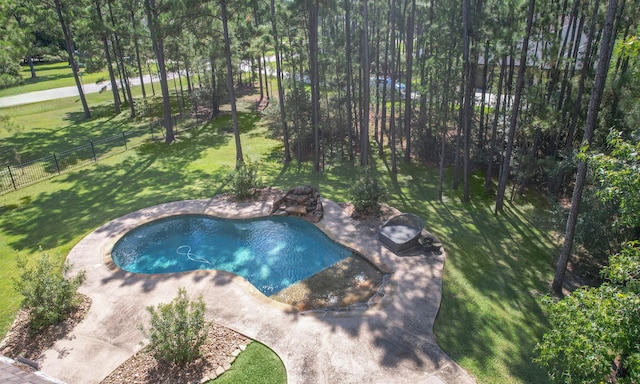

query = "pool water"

[{"left": 111, "top": 215, "right": 352, "bottom": 295}]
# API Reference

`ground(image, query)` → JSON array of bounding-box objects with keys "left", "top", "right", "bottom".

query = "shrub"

[
  {"left": 0, "top": 58, "right": 22, "bottom": 89},
  {"left": 349, "top": 166, "right": 387, "bottom": 215},
  {"left": 229, "top": 159, "right": 260, "bottom": 199},
  {"left": 140, "top": 288, "right": 209, "bottom": 365},
  {"left": 13, "top": 254, "right": 86, "bottom": 332}
]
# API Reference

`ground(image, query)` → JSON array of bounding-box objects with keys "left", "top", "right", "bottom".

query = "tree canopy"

[{"left": 536, "top": 242, "right": 640, "bottom": 383}]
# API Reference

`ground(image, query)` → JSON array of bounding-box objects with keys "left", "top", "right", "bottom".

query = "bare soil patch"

[{"left": 100, "top": 324, "right": 250, "bottom": 384}]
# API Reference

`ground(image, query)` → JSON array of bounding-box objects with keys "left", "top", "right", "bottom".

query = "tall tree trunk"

[
  {"left": 418, "top": 19, "right": 430, "bottom": 159},
  {"left": 452, "top": 89, "right": 463, "bottom": 190},
  {"left": 495, "top": 0, "right": 535, "bottom": 213},
  {"left": 552, "top": 0, "right": 618, "bottom": 294},
  {"left": 309, "top": 0, "right": 321, "bottom": 172},
  {"left": 556, "top": 0, "right": 581, "bottom": 112},
  {"left": 94, "top": 0, "right": 120, "bottom": 114},
  {"left": 546, "top": 0, "right": 576, "bottom": 102},
  {"left": 112, "top": 41, "right": 128, "bottom": 104},
  {"left": 379, "top": 5, "right": 391, "bottom": 157},
  {"left": 209, "top": 55, "right": 220, "bottom": 116},
  {"left": 565, "top": 0, "right": 600, "bottom": 148},
  {"left": 360, "top": 0, "right": 370, "bottom": 167},
  {"left": 345, "top": 0, "right": 354, "bottom": 162},
  {"left": 389, "top": 0, "right": 397, "bottom": 174},
  {"left": 54, "top": 0, "right": 91, "bottom": 119},
  {"left": 221, "top": 0, "right": 243, "bottom": 168},
  {"left": 146, "top": 60, "right": 156, "bottom": 96},
  {"left": 461, "top": 0, "right": 473, "bottom": 201},
  {"left": 27, "top": 56, "right": 36, "bottom": 78},
  {"left": 262, "top": 48, "right": 270, "bottom": 100},
  {"left": 550, "top": 0, "right": 600, "bottom": 194},
  {"left": 518, "top": 127, "right": 540, "bottom": 196},
  {"left": 403, "top": 0, "right": 416, "bottom": 163},
  {"left": 477, "top": 40, "right": 490, "bottom": 155},
  {"left": 438, "top": 38, "right": 454, "bottom": 201},
  {"left": 144, "top": 0, "right": 174, "bottom": 143},
  {"left": 175, "top": 56, "right": 185, "bottom": 110},
  {"left": 185, "top": 62, "right": 192, "bottom": 93},
  {"left": 485, "top": 56, "right": 506, "bottom": 193},
  {"left": 107, "top": 0, "right": 134, "bottom": 117},
  {"left": 271, "top": 0, "right": 290, "bottom": 162},
  {"left": 373, "top": 6, "right": 381, "bottom": 148},
  {"left": 438, "top": 116, "right": 447, "bottom": 202},
  {"left": 465, "top": 48, "right": 480, "bottom": 200},
  {"left": 257, "top": 56, "right": 264, "bottom": 101},
  {"left": 130, "top": 6, "right": 146, "bottom": 101}
]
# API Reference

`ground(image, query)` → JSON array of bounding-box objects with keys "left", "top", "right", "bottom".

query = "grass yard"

[
  {"left": 0, "top": 92, "right": 557, "bottom": 383},
  {"left": 0, "top": 84, "right": 194, "bottom": 164},
  {"left": 0, "top": 62, "right": 112, "bottom": 98},
  {"left": 211, "top": 342, "right": 286, "bottom": 384}
]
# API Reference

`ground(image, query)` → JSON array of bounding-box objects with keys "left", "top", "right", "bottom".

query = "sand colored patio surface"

[{"left": 36, "top": 195, "right": 475, "bottom": 384}]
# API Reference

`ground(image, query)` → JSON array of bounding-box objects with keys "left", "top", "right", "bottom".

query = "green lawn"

[
  {"left": 0, "top": 62, "right": 112, "bottom": 98},
  {"left": 212, "top": 342, "right": 286, "bottom": 384},
  {"left": 0, "top": 83, "right": 192, "bottom": 164},
  {"left": 0, "top": 93, "right": 557, "bottom": 383}
]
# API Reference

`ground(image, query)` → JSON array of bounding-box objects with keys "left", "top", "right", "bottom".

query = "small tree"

[
  {"left": 13, "top": 254, "right": 86, "bottom": 332},
  {"left": 349, "top": 166, "right": 387, "bottom": 215},
  {"left": 228, "top": 158, "right": 260, "bottom": 199},
  {"left": 140, "top": 288, "right": 208, "bottom": 365},
  {"left": 535, "top": 242, "right": 640, "bottom": 383}
]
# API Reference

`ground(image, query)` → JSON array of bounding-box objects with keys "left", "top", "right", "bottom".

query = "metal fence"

[{"left": 1, "top": 113, "right": 198, "bottom": 194}]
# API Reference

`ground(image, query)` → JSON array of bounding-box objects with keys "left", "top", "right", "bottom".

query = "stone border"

[{"left": 198, "top": 343, "right": 248, "bottom": 383}]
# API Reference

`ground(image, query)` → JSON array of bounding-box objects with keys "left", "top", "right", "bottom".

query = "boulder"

[{"left": 271, "top": 186, "right": 323, "bottom": 222}]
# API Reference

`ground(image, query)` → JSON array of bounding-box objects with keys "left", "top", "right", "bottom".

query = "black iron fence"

[{"left": 1, "top": 113, "right": 198, "bottom": 194}]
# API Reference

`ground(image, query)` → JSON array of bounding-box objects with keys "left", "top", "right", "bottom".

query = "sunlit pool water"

[{"left": 111, "top": 215, "right": 352, "bottom": 295}]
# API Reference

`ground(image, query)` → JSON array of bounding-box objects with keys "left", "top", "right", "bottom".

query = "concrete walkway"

[{"left": 37, "top": 196, "right": 476, "bottom": 384}]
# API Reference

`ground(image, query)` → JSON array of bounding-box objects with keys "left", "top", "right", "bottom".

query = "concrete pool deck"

[{"left": 36, "top": 195, "right": 476, "bottom": 384}]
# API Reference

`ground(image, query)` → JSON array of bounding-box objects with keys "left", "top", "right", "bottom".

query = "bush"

[
  {"left": 229, "top": 159, "right": 260, "bottom": 199},
  {"left": 140, "top": 288, "right": 209, "bottom": 365},
  {"left": 535, "top": 243, "right": 640, "bottom": 383},
  {"left": 349, "top": 166, "right": 387, "bottom": 215},
  {"left": 13, "top": 254, "right": 86, "bottom": 332},
  {"left": 0, "top": 56, "right": 22, "bottom": 89}
]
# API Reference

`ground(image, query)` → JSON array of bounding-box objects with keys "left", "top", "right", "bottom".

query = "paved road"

[
  {"left": 0, "top": 74, "right": 167, "bottom": 108},
  {"left": 1, "top": 66, "right": 500, "bottom": 109}
]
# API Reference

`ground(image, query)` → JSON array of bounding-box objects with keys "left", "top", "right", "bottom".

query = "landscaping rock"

[{"left": 270, "top": 186, "right": 323, "bottom": 222}]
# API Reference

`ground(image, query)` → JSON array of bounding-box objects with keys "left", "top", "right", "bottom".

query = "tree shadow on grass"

[
  {"left": 424, "top": 200, "right": 550, "bottom": 382},
  {"left": 266, "top": 159, "right": 554, "bottom": 382},
  {"left": 0, "top": 122, "right": 233, "bottom": 253},
  {"left": 414, "top": 187, "right": 553, "bottom": 383},
  {"left": 1, "top": 109, "right": 132, "bottom": 163},
  {"left": 21, "top": 72, "right": 74, "bottom": 86},
  {"left": 64, "top": 104, "right": 121, "bottom": 124}
]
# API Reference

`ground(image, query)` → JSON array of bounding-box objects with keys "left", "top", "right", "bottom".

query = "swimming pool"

[{"left": 111, "top": 215, "right": 353, "bottom": 295}]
